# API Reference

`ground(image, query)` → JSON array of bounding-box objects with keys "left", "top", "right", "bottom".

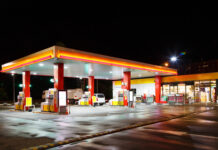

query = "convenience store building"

[{"left": 113, "top": 72, "right": 218, "bottom": 103}]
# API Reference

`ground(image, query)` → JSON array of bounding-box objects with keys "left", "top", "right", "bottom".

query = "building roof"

[
  {"left": 162, "top": 72, "right": 218, "bottom": 83},
  {"left": 1, "top": 46, "right": 177, "bottom": 80}
]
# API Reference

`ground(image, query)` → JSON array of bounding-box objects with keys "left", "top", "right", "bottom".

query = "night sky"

[
  {"left": 1, "top": 5, "right": 218, "bottom": 66},
  {"left": 0, "top": 4, "right": 218, "bottom": 101}
]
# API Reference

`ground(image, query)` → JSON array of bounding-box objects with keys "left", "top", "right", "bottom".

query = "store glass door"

[
  {"left": 186, "top": 85, "right": 194, "bottom": 103},
  {"left": 194, "top": 81, "right": 200, "bottom": 103},
  {"left": 199, "top": 81, "right": 211, "bottom": 103},
  {"left": 211, "top": 80, "right": 216, "bottom": 102}
]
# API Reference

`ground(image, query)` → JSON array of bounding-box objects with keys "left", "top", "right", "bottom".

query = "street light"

[
  {"left": 164, "top": 62, "right": 169, "bottom": 67},
  {"left": 170, "top": 56, "right": 177, "bottom": 62}
]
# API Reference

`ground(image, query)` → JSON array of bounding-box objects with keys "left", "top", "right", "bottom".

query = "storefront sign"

[{"left": 59, "top": 91, "right": 67, "bottom": 106}]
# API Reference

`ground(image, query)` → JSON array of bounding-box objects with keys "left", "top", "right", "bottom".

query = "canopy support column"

[
  {"left": 155, "top": 76, "right": 161, "bottom": 103},
  {"left": 122, "top": 71, "right": 131, "bottom": 106},
  {"left": 22, "top": 71, "right": 30, "bottom": 110},
  {"left": 54, "top": 63, "right": 64, "bottom": 112},
  {"left": 88, "top": 76, "right": 94, "bottom": 106}
]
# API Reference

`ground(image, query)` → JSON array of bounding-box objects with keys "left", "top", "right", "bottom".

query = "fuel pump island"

[
  {"left": 41, "top": 88, "right": 68, "bottom": 114},
  {"left": 0, "top": 46, "right": 177, "bottom": 114}
]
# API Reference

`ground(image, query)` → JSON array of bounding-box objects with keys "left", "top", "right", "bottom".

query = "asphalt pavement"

[
  {"left": 56, "top": 106, "right": 218, "bottom": 150},
  {"left": 0, "top": 104, "right": 216, "bottom": 150}
]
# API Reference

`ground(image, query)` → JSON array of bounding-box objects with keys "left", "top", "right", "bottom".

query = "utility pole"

[{"left": 12, "top": 73, "right": 15, "bottom": 104}]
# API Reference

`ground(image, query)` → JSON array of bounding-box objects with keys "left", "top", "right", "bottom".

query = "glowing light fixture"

[
  {"left": 39, "top": 63, "right": 44, "bottom": 67},
  {"left": 50, "top": 78, "right": 54, "bottom": 83},
  {"left": 11, "top": 71, "right": 15, "bottom": 76},
  {"left": 164, "top": 62, "right": 169, "bottom": 67},
  {"left": 170, "top": 56, "right": 177, "bottom": 62},
  {"left": 33, "top": 72, "right": 37, "bottom": 75}
]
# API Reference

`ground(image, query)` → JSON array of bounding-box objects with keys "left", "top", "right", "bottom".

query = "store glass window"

[
  {"left": 199, "top": 80, "right": 211, "bottom": 102},
  {"left": 162, "top": 84, "right": 169, "bottom": 96},
  {"left": 194, "top": 81, "right": 200, "bottom": 102},
  {"left": 211, "top": 80, "right": 216, "bottom": 102},
  {"left": 170, "top": 85, "right": 177, "bottom": 95},
  {"left": 178, "top": 83, "right": 185, "bottom": 94},
  {"left": 211, "top": 80, "right": 216, "bottom": 85},
  {"left": 186, "top": 85, "right": 194, "bottom": 101}
]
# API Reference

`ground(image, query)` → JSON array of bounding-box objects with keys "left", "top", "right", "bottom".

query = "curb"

[
  {"left": 22, "top": 108, "right": 214, "bottom": 150},
  {"left": 32, "top": 112, "right": 58, "bottom": 115}
]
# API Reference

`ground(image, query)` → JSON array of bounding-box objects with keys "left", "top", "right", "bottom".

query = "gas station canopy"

[{"left": 1, "top": 46, "right": 177, "bottom": 80}]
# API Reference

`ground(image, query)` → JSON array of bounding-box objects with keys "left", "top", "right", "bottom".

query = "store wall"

[
  {"left": 112, "top": 73, "right": 218, "bottom": 101},
  {"left": 113, "top": 78, "right": 155, "bottom": 99},
  {"left": 131, "top": 83, "right": 155, "bottom": 96}
]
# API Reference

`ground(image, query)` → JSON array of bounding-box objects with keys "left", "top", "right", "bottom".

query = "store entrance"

[
  {"left": 195, "top": 80, "right": 216, "bottom": 103},
  {"left": 199, "top": 87, "right": 210, "bottom": 103}
]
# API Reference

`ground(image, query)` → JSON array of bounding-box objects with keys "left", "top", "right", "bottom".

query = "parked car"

[{"left": 94, "top": 93, "right": 105, "bottom": 106}]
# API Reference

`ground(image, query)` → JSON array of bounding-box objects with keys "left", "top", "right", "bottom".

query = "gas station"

[{"left": 0, "top": 46, "right": 177, "bottom": 114}]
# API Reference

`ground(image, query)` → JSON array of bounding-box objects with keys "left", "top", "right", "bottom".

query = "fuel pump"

[
  {"left": 41, "top": 88, "right": 57, "bottom": 112},
  {"left": 116, "top": 89, "right": 129, "bottom": 106},
  {"left": 41, "top": 88, "right": 69, "bottom": 114},
  {"left": 118, "top": 90, "right": 134, "bottom": 107},
  {"left": 111, "top": 89, "right": 133, "bottom": 106},
  {"left": 78, "top": 91, "right": 90, "bottom": 106},
  {"left": 118, "top": 90, "right": 124, "bottom": 105},
  {"left": 15, "top": 92, "right": 24, "bottom": 110}
]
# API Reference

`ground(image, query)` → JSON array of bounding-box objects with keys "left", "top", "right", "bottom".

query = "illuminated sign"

[
  {"left": 26, "top": 97, "right": 32, "bottom": 107},
  {"left": 59, "top": 91, "right": 67, "bottom": 106}
]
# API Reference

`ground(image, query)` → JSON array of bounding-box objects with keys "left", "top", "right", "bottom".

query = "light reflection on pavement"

[
  {"left": 56, "top": 108, "right": 218, "bottom": 150},
  {"left": 0, "top": 104, "right": 215, "bottom": 149}
]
